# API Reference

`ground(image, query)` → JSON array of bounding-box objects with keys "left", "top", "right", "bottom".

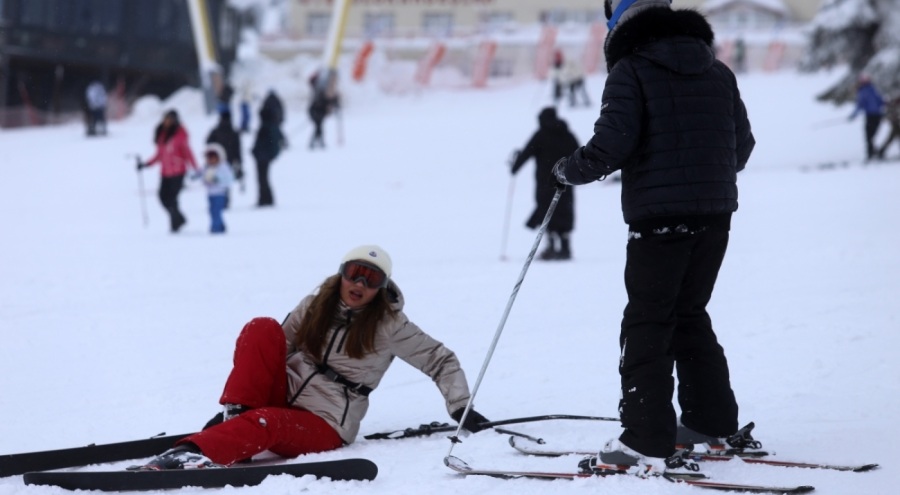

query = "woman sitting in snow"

[{"left": 138, "top": 245, "right": 489, "bottom": 469}]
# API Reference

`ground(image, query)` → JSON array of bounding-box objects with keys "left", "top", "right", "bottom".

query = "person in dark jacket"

[
  {"left": 511, "top": 107, "right": 579, "bottom": 260},
  {"left": 260, "top": 89, "right": 285, "bottom": 126},
  {"left": 206, "top": 111, "right": 243, "bottom": 206},
  {"left": 849, "top": 75, "right": 885, "bottom": 161},
  {"left": 252, "top": 90, "right": 286, "bottom": 207},
  {"left": 308, "top": 71, "right": 340, "bottom": 149},
  {"left": 552, "top": 0, "right": 756, "bottom": 475},
  {"left": 877, "top": 97, "right": 900, "bottom": 159}
]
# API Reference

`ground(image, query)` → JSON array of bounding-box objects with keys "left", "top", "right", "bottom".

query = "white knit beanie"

[
  {"left": 204, "top": 142, "right": 227, "bottom": 161},
  {"left": 341, "top": 245, "right": 392, "bottom": 278}
]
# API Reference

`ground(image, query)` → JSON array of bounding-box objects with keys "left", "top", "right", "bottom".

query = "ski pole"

[
  {"left": 128, "top": 154, "right": 149, "bottom": 228},
  {"left": 364, "top": 413, "right": 618, "bottom": 440},
  {"left": 494, "top": 427, "right": 546, "bottom": 444},
  {"left": 811, "top": 116, "right": 850, "bottom": 130},
  {"left": 335, "top": 107, "right": 344, "bottom": 147},
  {"left": 499, "top": 176, "right": 516, "bottom": 261},
  {"left": 445, "top": 186, "right": 564, "bottom": 458}
]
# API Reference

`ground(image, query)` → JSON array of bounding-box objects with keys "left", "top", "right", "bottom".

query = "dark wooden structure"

[{"left": 0, "top": 0, "right": 239, "bottom": 127}]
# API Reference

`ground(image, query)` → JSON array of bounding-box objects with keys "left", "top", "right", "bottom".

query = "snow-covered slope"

[{"left": 0, "top": 65, "right": 897, "bottom": 495}]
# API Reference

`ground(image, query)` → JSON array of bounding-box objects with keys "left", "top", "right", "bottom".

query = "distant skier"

[
  {"left": 216, "top": 82, "right": 234, "bottom": 115},
  {"left": 848, "top": 74, "right": 885, "bottom": 161},
  {"left": 260, "top": 89, "right": 284, "bottom": 126},
  {"left": 201, "top": 143, "right": 235, "bottom": 234},
  {"left": 732, "top": 38, "right": 747, "bottom": 74},
  {"left": 206, "top": 110, "right": 243, "bottom": 204},
  {"left": 252, "top": 90, "right": 286, "bottom": 207},
  {"left": 238, "top": 82, "right": 253, "bottom": 133},
  {"left": 550, "top": 49, "right": 565, "bottom": 105},
  {"left": 84, "top": 80, "right": 108, "bottom": 136},
  {"left": 562, "top": 58, "right": 591, "bottom": 107},
  {"left": 308, "top": 71, "right": 341, "bottom": 149},
  {"left": 138, "top": 110, "right": 200, "bottom": 233},
  {"left": 510, "top": 107, "right": 579, "bottom": 260},
  {"left": 877, "top": 97, "right": 900, "bottom": 160}
]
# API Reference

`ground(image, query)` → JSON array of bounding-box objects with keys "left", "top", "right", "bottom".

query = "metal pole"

[
  {"left": 499, "top": 177, "right": 516, "bottom": 261},
  {"left": 186, "top": 0, "right": 220, "bottom": 114},
  {"left": 131, "top": 155, "right": 150, "bottom": 228},
  {"left": 445, "top": 186, "right": 564, "bottom": 458}
]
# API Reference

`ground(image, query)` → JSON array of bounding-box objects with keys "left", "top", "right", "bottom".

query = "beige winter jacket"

[{"left": 281, "top": 281, "right": 471, "bottom": 444}]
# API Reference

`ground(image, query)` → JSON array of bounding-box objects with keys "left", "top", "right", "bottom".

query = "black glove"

[
  {"left": 508, "top": 149, "right": 520, "bottom": 170},
  {"left": 451, "top": 407, "right": 490, "bottom": 433},
  {"left": 135, "top": 158, "right": 145, "bottom": 171},
  {"left": 551, "top": 156, "right": 570, "bottom": 190}
]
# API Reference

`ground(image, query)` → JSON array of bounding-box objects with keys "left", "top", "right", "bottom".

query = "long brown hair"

[
  {"left": 154, "top": 110, "right": 180, "bottom": 144},
  {"left": 295, "top": 274, "right": 396, "bottom": 360}
]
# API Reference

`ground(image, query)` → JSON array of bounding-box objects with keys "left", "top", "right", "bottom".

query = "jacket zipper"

[
  {"left": 287, "top": 317, "right": 348, "bottom": 406},
  {"left": 331, "top": 311, "right": 353, "bottom": 426}
]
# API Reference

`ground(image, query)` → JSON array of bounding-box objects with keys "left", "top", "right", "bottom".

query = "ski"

[
  {"left": 508, "top": 437, "right": 879, "bottom": 472},
  {"left": 693, "top": 450, "right": 879, "bottom": 473},
  {"left": 444, "top": 455, "right": 814, "bottom": 494},
  {"left": 23, "top": 458, "right": 377, "bottom": 491},
  {"left": 0, "top": 432, "right": 193, "bottom": 478},
  {"left": 363, "top": 413, "right": 618, "bottom": 440}
]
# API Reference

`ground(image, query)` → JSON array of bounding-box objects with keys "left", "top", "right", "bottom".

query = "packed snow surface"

[{"left": 1, "top": 66, "right": 898, "bottom": 495}]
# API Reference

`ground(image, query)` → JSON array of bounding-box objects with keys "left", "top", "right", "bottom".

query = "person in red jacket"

[{"left": 138, "top": 110, "right": 199, "bottom": 232}]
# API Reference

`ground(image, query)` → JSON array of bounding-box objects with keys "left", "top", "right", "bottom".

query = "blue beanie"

[{"left": 606, "top": 0, "right": 673, "bottom": 30}]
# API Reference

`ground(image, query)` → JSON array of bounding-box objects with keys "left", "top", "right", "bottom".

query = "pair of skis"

[
  {"left": 507, "top": 436, "right": 879, "bottom": 473},
  {"left": 24, "top": 459, "right": 377, "bottom": 491},
  {"left": 0, "top": 431, "right": 376, "bottom": 491},
  {"left": 441, "top": 434, "right": 879, "bottom": 493},
  {"left": 1, "top": 414, "right": 880, "bottom": 492},
  {"left": 2, "top": 414, "right": 605, "bottom": 490},
  {"left": 445, "top": 455, "right": 815, "bottom": 494},
  {"left": 1, "top": 414, "right": 604, "bottom": 489}
]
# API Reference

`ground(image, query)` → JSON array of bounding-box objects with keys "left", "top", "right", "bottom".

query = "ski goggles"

[{"left": 339, "top": 260, "right": 388, "bottom": 289}]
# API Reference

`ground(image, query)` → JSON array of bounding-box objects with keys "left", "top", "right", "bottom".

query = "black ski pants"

[
  {"left": 309, "top": 118, "right": 325, "bottom": 149},
  {"left": 158, "top": 175, "right": 186, "bottom": 232},
  {"left": 864, "top": 114, "right": 882, "bottom": 160},
  {"left": 255, "top": 158, "right": 274, "bottom": 206},
  {"left": 617, "top": 226, "right": 738, "bottom": 458}
]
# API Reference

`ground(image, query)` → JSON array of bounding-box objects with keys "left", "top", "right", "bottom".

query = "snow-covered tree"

[{"left": 801, "top": 0, "right": 900, "bottom": 105}]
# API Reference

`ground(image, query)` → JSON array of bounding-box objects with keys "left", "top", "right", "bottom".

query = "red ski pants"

[{"left": 179, "top": 317, "right": 343, "bottom": 465}]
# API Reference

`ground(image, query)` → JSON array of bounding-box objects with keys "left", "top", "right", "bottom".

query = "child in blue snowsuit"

[
  {"left": 849, "top": 75, "right": 885, "bottom": 160},
  {"left": 202, "top": 143, "right": 235, "bottom": 234}
]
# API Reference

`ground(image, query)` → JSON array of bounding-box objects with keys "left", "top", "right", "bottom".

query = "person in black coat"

[
  {"left": 252, "top": 90, "right": 287, "bottom": 207},
  {"left": 307, "top": 71, "right": 340, "bottom": 149},
  {"left": 206, "top": 111, "right": 243, "bottom": 204},
  {"left": 552, "top": 0, "right": 756, "bottom": 472},
  {"left": 511, "top": 107, "right": 579, "bottom": 260}
]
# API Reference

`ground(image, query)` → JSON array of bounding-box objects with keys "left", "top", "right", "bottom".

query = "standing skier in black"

[
  {"left": 511, "top": 107, "right": 579, "bottom": 260},
  {"left": 552, "top": 0, "right": 756, "bottom": 476},
  {"left": 308, "top": 71, "right": 340, "bottom": 150},
  {"left": 252, "top": 90, "right": 286, "bottom": 207}
]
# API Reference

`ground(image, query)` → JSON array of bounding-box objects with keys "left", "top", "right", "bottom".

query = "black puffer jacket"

[{"left": 560, "top": 8, "right": 755, "bottom": 226}]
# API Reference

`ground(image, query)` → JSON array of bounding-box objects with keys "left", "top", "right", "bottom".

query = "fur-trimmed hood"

[{"left": 605, "top": 8, "right": 716, "bottom": 73}]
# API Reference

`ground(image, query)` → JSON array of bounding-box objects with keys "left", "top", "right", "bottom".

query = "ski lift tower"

[
  {"left": 315, "top": 0, "right": 352, "bottom": 96},
  {"left": 186, "top": 0, "right": 222, "bottom": 114}
]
